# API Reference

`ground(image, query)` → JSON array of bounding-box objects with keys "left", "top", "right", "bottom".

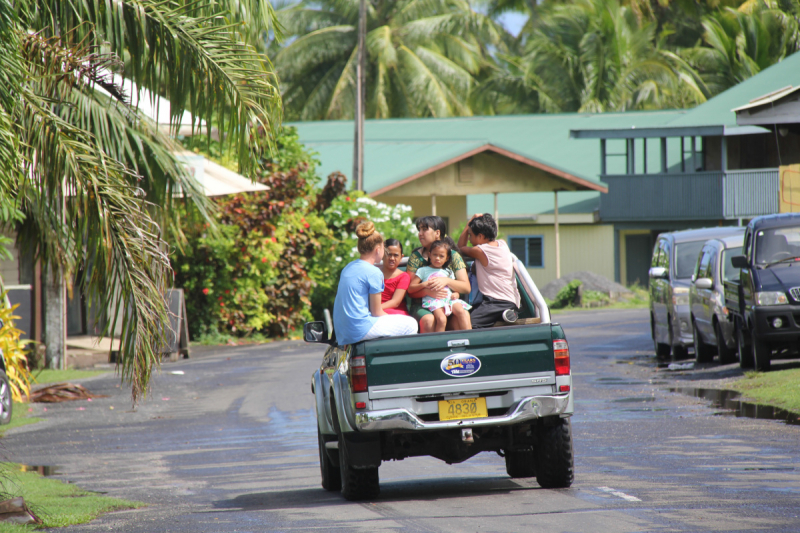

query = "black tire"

[
  {"left": 672, "top": 344, "right": 689, "bottom": 360},
  {"left": 505, "top": 448, "right": 536, "bottom": 478},
  {"left": 715, "top": 321, "right": 736, "bottom": 365},
  {"left": 318, "top": 428, "right": 341, "bottom": 492},
  {"left": 339, "top": 436, "right": 380, "bottom": 501},
  {"left": 737, "top": 323, "right": 753, "bottom": 369},
  {"left": 693, "top": 321, "right": 714, "bottom": 363},
  {"left": 652, "top": 315, "right": 670, "bottom": 358},
  {"left": 0, "top": 371, "right": 11, "bottom": 425},
  {"left": 751, "top": 330, "right": 771, "bottom": 372},
  {"left": 535, "top": 418, "right": 574, "bottom": 489}
]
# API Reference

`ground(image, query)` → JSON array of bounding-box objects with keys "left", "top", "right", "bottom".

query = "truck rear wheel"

[
  {"left": 339, "top": 437, "right": 380, "bottom": 501},
  {"left": 318, "top": 428, "right": 341, "bottom": 491},
  {"left": 751, "top": 331, "right": 771, "bottom": 372},
  {"left": 535, "top": 419, "right": 574, "bottom": 489},
  {"left": 505, "top": 448, "right": 536, "bottom": 478}
]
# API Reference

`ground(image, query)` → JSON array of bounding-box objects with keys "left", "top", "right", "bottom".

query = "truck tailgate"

[{"left": 356, "top": 325, "right": 556, "bottom": 398}]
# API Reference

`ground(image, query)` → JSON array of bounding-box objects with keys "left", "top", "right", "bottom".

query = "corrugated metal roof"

[
  {"left": 293, "top": 109, "right": 678, "bottom": 192},
  {"left": 669, "top": 51, "right": 800, "bottom": 128}
]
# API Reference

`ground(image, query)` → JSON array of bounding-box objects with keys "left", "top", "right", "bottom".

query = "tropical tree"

[
  {"left": 273, "top": 0, "right": 510, "bottom": 120},
  {"left": 477, "top": 0, "right": 707, "bottom": 113},
  {"left": 684, "top": 0, "right": 800, "bottom": 95},
  {"left": 0, "top": 0, "right": 281, "bottom": 401}
]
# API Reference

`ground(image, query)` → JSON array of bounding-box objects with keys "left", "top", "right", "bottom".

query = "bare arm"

[
  {"left": 381, "top": 288, "right": 407, "bottom": 310},
  {"left": 457, "top": 215, "right": 488, "bottom": 267},
  {"left": 408, "top": 275, "right": 426, "bottom": 294},
  {"left": 369, "top": 292, "right": 386, "bottom": 317}
]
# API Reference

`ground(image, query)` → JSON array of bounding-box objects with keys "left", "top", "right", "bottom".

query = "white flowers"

[{"left": 335, "top": 257, "right": 342, "bottom": 262}]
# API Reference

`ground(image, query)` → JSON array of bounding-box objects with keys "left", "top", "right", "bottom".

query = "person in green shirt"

[{"left": 406, "top": 216, "right": 471, "bottom": 332}]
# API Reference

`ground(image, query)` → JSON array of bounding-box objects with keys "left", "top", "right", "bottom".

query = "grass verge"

[
  {"left": 0, "top": 403, "right": 43, "bottom": 436},
  {"left": 30, "top": 369, "right": 107, "bottom": 386},
  {"left": 729, "top": 368, "right": 800, "bottom": 414},
  {"left": 0, "top": 463, "right": 143, "bottom": 531}
]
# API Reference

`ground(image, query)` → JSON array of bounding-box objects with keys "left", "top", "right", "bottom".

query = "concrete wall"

[{"left": 502, "top": 223, "right": 615, "bottom": 289}]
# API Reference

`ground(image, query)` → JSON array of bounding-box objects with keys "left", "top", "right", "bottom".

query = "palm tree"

[
  {"left": 477, "top": 0, "right": 707, "bottom": 113},
  {"left": 273, "top": 0, "right": 509, "bottom": 120},
  {"left": 684, "top": 1, "right": 800, "bottom": 96},
  {"left": 0, "top": 0, "right": 281, "bottom": 400}
]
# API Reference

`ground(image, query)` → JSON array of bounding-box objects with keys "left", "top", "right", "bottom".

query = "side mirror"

[
  {"left": 731, "top": 255, "right": 748, "bottom": 269},
  {"left": 649, "top": 266, "right": 668, "bottom": 279},
  {"left": 694, "top": 277, "right": 713, "bottom": 290},
  {"left": 303, "top": 321, "right": 330, "bottom": 344}
]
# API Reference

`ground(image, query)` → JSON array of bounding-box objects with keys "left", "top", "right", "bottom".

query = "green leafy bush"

[
  {"left": 173, "top": 128, "right": 329, "bottom": 338},
  {"left": 551, "top": 280, "right": 583, "bottom": 309}
]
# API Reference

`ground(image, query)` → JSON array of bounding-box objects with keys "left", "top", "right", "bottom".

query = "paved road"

[{"left": 5, "top": 308, "right": 800, "bottom": 532}]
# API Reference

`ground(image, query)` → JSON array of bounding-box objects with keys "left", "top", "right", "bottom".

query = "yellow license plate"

[{"left": 438, "top": 397, "right": 488, "bottom": 421}]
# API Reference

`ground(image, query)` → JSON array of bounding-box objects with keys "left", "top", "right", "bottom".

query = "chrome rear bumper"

[{"left": 354, "top": 394, "right": 570, "bottom": 432}]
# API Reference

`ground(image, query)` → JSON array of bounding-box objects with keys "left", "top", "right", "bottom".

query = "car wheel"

[
  {"left": 715, "top": 321, "right": 736, "bottom": 365},
  {"left": 693, "top": 321, "right": 714, "bottom": 363},
  {"left": 737, "top": 323, "right": 753, "bottom": 369},
  {"left": 652, "top": 315, "right": 670, "bottom": 358},
  {"left": 0, "top": 371, "right": 11, "bottom": 425},
  {"left": 505, "top": 447, "right": 536, "bottom": 478},
  {"left": 339, "top": 435, "right": 380, "bottom": 501},
  {"left": 318, "top": 428, "right": 341, "bottom": 491},
  {"left": 535, "top": 419, "right": 574, "bottom": 489},
  {"left": 751, "top": 330, "right": 771, "bottom": 372}
]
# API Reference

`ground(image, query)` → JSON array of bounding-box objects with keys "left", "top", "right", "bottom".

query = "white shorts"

[{"left": 362, "top": 314, "right": 418, "bottom": 341}]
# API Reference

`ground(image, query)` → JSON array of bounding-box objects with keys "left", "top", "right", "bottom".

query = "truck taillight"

[
  {"left": 553, "top": 339, "right": 570, "bottom": 376},
  {"left": 351, "top": 356, "right": 367, "bottom": 392}
]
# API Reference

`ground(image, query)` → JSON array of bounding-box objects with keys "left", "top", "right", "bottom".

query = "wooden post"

[
  {"left": 431, "top": 193, "right": 437, "bottom": 216},
  {"left": 554, "top": 191, "right": 560, "bottom": 280},
  {"left": 661, "top": 137, "right": 667, "bottom": 173},
  {"left": 493, "top": 192, "right": 499, "bottom": 223},
  {"left": 352, "top": 0, "right": 366, "bottom": 191}
]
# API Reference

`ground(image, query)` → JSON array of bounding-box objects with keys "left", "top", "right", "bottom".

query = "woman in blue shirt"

[{"left": 333, "top": 221, "right": 418, "bottom": 345}]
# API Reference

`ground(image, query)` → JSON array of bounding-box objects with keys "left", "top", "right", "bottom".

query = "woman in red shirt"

[{"left": 380, "top": 239, "right": 411, "bottom": 316}]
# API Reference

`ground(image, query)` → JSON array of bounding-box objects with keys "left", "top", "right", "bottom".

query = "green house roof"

[
  {"left": 292, "top": 110, "right": 680, "bottom": 192},
  {"left": 571, "top": 51, "right": 800, "bottom": 139}
]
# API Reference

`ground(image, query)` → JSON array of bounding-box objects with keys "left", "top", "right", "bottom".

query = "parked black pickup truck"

[{"left": 724, "top": 213, "right": 800, "bottom": 371}]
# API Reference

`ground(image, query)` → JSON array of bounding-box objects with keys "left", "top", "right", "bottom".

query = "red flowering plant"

[{"left": 172, "top": 127, "right": 329, "bottom": 339}]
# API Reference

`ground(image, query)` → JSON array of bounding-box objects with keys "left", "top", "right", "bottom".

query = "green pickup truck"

[{"left": 303, "top": 259, "right": 574, "bottom": 500}]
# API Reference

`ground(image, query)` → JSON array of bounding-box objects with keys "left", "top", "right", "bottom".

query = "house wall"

[
  {"left": 501, "top": 223, "right": 615, "bottom": 289},
  {"left": 377, "top": 195, "right": 468, "bottom": 233}
]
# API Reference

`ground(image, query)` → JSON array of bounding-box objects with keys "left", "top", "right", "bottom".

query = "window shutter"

[
  {"left": 509, "top": 238, "right": 526, "bottom": 264},
  {"left": 528, "top": 237, "right": 543, "bottom": 267}
]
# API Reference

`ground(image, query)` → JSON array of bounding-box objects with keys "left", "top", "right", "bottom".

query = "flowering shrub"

[
  {"left": 173, "top": 128, "right": 330, "bottom": 338},
  {"left": 308, "top": 191, "right": 416, "bottom": 315}
]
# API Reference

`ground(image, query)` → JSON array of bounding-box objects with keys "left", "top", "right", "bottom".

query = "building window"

[{"left": 509, "top": 236, "right": 543, "bottom": 268}]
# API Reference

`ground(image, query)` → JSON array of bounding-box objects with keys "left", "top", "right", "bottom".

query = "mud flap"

[{"left": 341, "top": 432, "right": 381, "bottom": 469}]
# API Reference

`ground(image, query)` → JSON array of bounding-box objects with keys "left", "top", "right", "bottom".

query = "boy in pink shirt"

[{"left": 457, "top": 213, "right": 521, "bottom": 328}]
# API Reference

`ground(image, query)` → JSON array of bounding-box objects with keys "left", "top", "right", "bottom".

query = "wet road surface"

[{"left": 5, "top": 308, "right": 800, "bottom": 532}]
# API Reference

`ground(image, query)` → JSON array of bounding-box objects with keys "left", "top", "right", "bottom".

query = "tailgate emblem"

[{"left": 441, "top": 354, "right": 481, "bottom": 377}]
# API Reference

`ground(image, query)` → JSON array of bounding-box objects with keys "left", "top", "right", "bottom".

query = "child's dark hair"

[
  {"left": 429, "top": 239, "right": 453, "bottom": 270},
  {"left": 468, "top": 213, "right": 497, "bottom": 241},
  {"left": 385, "top": 238, "right": 403, "bottom": 253}
]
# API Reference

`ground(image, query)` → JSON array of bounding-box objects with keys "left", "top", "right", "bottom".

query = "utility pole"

[{"left": 352, "top": 0, "right": 366, "bottom": 191}]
